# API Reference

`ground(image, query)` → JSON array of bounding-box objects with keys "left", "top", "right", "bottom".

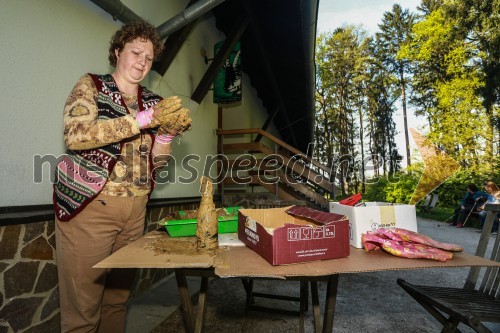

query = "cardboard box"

[
  {"left": 329, "top": 202, "right": 418, "bottom": 248},
  {"left": 238, "top": 206, "right": 349, "bottom": 265}
]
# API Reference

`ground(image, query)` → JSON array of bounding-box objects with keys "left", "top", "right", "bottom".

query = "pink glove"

[
  {"left": 136, "top": 107, "right": 154, "bottom": 129},
  {"left": 155, "top": 134, "right": 176, "bottom": 144},
  {"left": 362, "top": 233, "right": 453, "bottom": 261}
]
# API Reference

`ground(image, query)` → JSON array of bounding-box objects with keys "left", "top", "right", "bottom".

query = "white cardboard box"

[{"left": 329, "top": 202, "right": 418, "bottom": 248}]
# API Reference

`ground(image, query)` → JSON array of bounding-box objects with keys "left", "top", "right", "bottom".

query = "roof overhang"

[{"left": 213, "top": 0, "right": 319, "bottom": 152}]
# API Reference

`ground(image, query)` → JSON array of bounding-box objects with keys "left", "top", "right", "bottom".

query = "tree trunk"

[{"left": 400, "top": 70, "right": 411, "bottom": 168}]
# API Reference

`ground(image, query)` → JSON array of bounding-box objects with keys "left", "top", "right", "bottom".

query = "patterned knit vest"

[{"left": 53, "top": 73, "right": 162, "bottom": 221}]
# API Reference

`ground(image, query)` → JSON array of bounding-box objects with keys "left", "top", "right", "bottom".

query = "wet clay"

[{"left": 196, "top": 177, "right": 218, "bottom": 253}]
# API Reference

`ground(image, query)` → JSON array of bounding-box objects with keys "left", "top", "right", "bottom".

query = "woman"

[
  {"left": 54, "top": 21, "right": 190, "bottom": 332},
  {"left": 477, "top": 181, "right": 500, "bottom": 234},
  {"left": 449, "top": 183, "right": 487, "bottom": 228}
]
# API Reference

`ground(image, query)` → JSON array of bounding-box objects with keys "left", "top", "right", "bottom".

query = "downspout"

[
  {"left": 89, "top": 0, "right": 227, "bottom": 39},
  {"left": 89, "top": 0, "right": 143, "bottom": 23},
  {"left": 156, "top": 0, "right": 227, "bottom": 38}
]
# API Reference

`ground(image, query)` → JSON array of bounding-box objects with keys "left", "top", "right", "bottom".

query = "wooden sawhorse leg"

[
  {"left": 322, "top": 274, "right": 339, "bottom": 333},
  {"left": 299, "top": 280, "right": 308, "bottom": 333},
  {"left": 194, "top": 276, "right": 209, "bottom": 333},
  {"left": 310, "top": 281, "right": 321, "bottom": 333},
  {"left": 175, "top": 269, "right": 195, "bottom": 333},
  {"left": 307, "top": 275, "right": 340, "bottom": 333},
  {"left": 174, "top": 268, "right": 212, "bottom": 333}
]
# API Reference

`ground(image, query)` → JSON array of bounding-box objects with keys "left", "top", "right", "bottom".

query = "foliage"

[
  {"left": 315, "top": 1, "right": 499, "bottom": 204},
  {"left": 360, "top": 167, "right": 499, "bottom": 209},
  {"left": 416, "top": 206, "right": 454, "bottom": 222},
  {"left": 315, "top": 25, "right": 404, "bottom": 196},
  {"left": 398, "top": 4, "right": 497, "bottom": 170},
  {"left": 432, "top": 169, "right": 500, "bottom": 208},
  {"left": 363, "top": 169, "right": 420, "bottom": 204},
  {"left": 376, "top": 4, "right": 415, "bottom": 167},
  {"left": 315, "top": 27, "right": 371, "bottom": 195},
  {"left": 444, "top": 0, "right": 500, "bottom": 113}
]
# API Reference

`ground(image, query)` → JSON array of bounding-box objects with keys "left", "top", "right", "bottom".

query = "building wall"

[
  {"left": 0, "top": 0, "right": 273, "bottom": 206},
  {"left": 0, "top": 221, "right": 58, "bottom": 332}
]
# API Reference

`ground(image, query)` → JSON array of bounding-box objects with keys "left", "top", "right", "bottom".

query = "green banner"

[{"left": 213, "top": 41, "right": 241, "bottom": 104}]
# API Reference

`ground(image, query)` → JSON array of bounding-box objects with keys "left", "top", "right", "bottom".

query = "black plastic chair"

[{"left": 398, "top": 203, "right": 500, "bottom": 332}]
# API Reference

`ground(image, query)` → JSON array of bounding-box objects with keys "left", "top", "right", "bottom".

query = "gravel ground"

[{"left": 150, "top": 219, "right": 499, "bottom": 333}]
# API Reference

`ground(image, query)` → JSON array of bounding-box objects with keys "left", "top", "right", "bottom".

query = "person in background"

[
  {"left": 477, "top": 181, "right": 499, "bottom": 234},
  {"left": 449, "top": 183, "right": 487, "bottom": 228},
  {"left": 53, "top": 21, "right": 191, "bottom": 333}
]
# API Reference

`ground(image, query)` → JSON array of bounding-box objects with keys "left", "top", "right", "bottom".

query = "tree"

[
  {"left": 417, "top": 0, "right": 443, "bottom": 15},
  {"left": 377, "top": 4, "right": 415, "bottom": 167},
  {"left": 444, "top": 0, "right": 499, "bottom": 167},
  {"left": 399, "top": 7, "right": 489, "bottom": 169},
  {"left": 369, "top": 34, "right": 402, "bottom": 177},
  {"left": 315, "top": 27, "right": 369, "bottom": 195}
]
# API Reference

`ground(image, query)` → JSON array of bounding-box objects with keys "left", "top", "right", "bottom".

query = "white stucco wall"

[{"left": 0, "top": 0, "right": 272, "bottom": 205}]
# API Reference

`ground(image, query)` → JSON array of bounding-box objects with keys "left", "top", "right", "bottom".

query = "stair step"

[{"left": 217, "top": 140, "right": 334, "bottom": 210}]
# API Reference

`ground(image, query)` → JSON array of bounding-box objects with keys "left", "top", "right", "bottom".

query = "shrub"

[{"left": 360, "top": 168, "right": 497, "bottom": 208}]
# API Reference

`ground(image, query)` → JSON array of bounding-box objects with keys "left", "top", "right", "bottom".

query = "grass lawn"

[{"left": 416, "top": 206, "right": 481, "bottom": 229}]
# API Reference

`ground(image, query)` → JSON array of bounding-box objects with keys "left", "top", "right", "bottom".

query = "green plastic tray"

[{"left": 160, "top": 206, "right": 240, "bottom": 237}]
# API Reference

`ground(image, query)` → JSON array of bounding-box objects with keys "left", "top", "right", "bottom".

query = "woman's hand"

[
  {"left": 135, "top": 96, "right": 183, "bottom": 129},
  {"left": 156, "top": 107, "right": 192, "bottom": 136},
  {"left": 150, "top": 96, "right": 183, "bottom": 127}
]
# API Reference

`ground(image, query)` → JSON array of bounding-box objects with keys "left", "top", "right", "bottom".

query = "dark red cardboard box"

[{"left": 238, "top": 206, "right": 350, "bottom": 265}]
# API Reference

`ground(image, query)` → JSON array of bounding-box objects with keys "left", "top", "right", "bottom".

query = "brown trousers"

[{"left": 55, "top": 193, "right": 148, "bottom": 333}]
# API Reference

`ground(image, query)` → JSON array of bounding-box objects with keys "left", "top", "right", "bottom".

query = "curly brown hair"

[
  {"left": 484, "top": 181, "right": 499, "bottom": 193},
  {"left": 108, "top": 21, "right": 164, "bottom": 67}
]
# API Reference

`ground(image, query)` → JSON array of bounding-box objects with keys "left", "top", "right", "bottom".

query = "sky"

[
  {"left": 317, "top": 0, "right": 424, "bottom": 166},
  {"left": 317, "top": 0, "right": 422, "bottom": 34}
]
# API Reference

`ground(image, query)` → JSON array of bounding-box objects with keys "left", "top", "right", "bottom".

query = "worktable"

[{"left": 95, "top": 230, "right": 500, "bottom": 332}]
